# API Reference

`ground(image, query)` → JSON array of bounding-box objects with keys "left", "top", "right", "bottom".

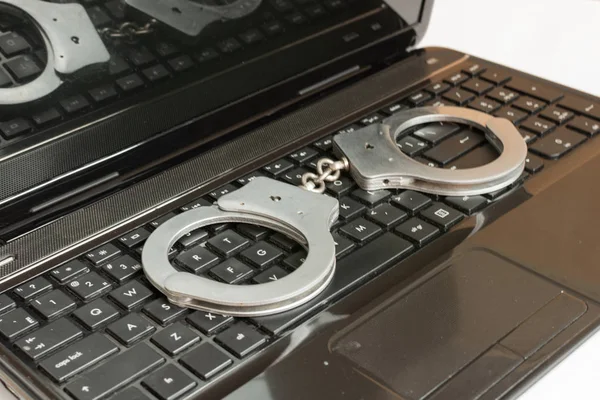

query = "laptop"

[{"left": 0, "top": 0, "right": 599, "bottom": 399}]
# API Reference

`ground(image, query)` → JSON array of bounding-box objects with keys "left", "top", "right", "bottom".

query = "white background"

[{"left": 420, "top": 0, "right": 600, "bottom": 399}]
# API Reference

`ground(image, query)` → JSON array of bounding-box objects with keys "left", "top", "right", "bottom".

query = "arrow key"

[
  {"left": 142, "top": 364, "right": 196, "bottom": 400},
  {"left": 107, "top": 313, "right": 155, "bottom": 346},
  {"left": 253, "top": 266, "right": 289, "bottom": 284}
]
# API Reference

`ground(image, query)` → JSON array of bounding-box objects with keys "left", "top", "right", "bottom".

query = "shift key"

[
  {"left": 39, "top": 333, "right": 118, "bottom": 383},
  {"left": 65, "top": 343, "right": 164, "bottom": 400}
]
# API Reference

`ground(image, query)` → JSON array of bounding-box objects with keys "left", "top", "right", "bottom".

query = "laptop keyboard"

[
  {"left": 0, "top": 0, "right": 371, "bottom": 149},
  {"left": 0, "top": 62, "right": 598, "bottom": 400}
]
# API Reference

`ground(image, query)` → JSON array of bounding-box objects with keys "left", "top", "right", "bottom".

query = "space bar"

[
  {"left": 253, "top": 233, "right": 414, "bottom": 335},
  {"left": 64, "top": 343, "right": 164, "bottom": 400}
]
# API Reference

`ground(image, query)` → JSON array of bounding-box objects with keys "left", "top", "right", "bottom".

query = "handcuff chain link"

[
  {"left": 300, "top": 157, "right": 349, "bottom": 194},
  {"left": 98, "top": 19, "right": 158, "bottom": 42}
]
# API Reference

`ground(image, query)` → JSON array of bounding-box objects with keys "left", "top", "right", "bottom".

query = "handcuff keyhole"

[
  {"left": 383, "top": 179, "right": 390, "bottom": 186},
  {"left": 270, "top": 196, "right": 281, "bottom": 202},
  {"left": 71, "top": 36, "right": 80, "bottom": 45},
  {"left": 365, "top": 143, "right": 375, "bottom": 150}
]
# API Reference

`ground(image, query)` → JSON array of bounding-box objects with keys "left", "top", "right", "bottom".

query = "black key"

[
  {"left": 253, "top": 266, "right": 289, "bottom": 284},
  {"left": 493, "top": 107, "right": 528, "bottom": 124},
  {"left": 524, "top": 153, "right": 545, "bottom": 174},
  {"left": 60, "top": 95, "right": 90, "bottom": 114},
  {"left": 281, "top": 167, "right": 309, "bottom": 186},
  {"left": 143, "top": 299, "right": 186, "bottom": 326},
  {"left": 107, "top": 313, "right": 155, "bottom": 346},
  {"left": 444, "top": 72, "right": 469, "bottom": 86},
  {"left": 462, "top": 63, "right": 486, "bottom": 76},
  {"left": 143, "top": 64, "right": 170, "bottom": 82},
  {"left": 487, "top": 87, "right": 519, "bottom": 104},
  {"left": 237, "top": 171, "right": 266, "bottom": 186},
  {"left": 480, "top": 69, "right": 511, "bottom": 85},
  {"left": 127, "top": 47, "right": 156, "bottom": 67},
  {"left": 89, "top": 85, "right": 117, "bottom": 103},
  {"left": 49, "top": 260, "right": 88, "bottom": 284},
  {"left": 118, "top": 228, "right": 149, "bottom": 249},
  {"left": 85, "top": 243, "right": 121, "bottom": 265},
  {"left": 150, "top": 213, "right": 177, "bottom": 230},
  {"left": 445, "top": 195, "right": 488, "bottom": 215},
  {"left": 237, "top": 224, "right": 269, "bottom": 241},
  {"left": 177, "top": 229, "right": 209, "bottom": 249},
  {"left": 208, "top": 184, "right": 238, "bottom": 201},
  {"left": 176, "top": 246, "right": 219, "bottom": 273},
  {"left": 529, "top": 128, "right": 587, "bottom": 159},
  {"left": 240, "top": 28, "right": 264, "bottom": 44},
  {"left": 0, "top": 294, "right": 15, "bottom": 315},
  {"left": 102, "top": 255, "right": 142, "bottom": 283},
  {"left": 406, "top": 90, "right": 433, "bottom": 106},
  {"left": 336, "top": 124, "right": 361, "bottom": 135},
  {"left": 283, "top": 251, "right": 307, "bottom": 270},
  {"left": 305, "top": 4, "right": 327, "bottom": 18},
  {"left": 216, "top": 323, "right": 267, "bottom": 358},
  {"left": 0, "top": 68, "right": 10, "bottom": 88},
  {"left": 180, "top": 197, "right": 212, "bottom": 212},
  {"left": 31, "top": 108, "right": 61, "bottom": 126},
  {"left": 116, "top": 73, "right": 144, "bottom": 92},
  {"left": 0, "top": 32, "right": 30, "bottom": 56},
  {"left": 360, "top": 113, "right": 384, "bottom": 126},
  {"left": 65, "top": 343, "right": 164, "bottom": 400},
  {"left": 540, "top": 106, "right": 574, "bottom": 125},
  {"left": 521, "top": 130, "right": 539, "bottom": 145},
  {"left": 0, "top": 118, "right": 32, "bottom": 138},
  {"left": 505, "top": 77, "right": 563, "bottom": 103},
  {"left": 187, "top": 311, "right": 233, "bottom": 335},
  {"left": 424, "top": 130, "right": 485, "bottom": 165},
  {"left": 397, "top": 135, "right": 428, "bottom": 156},
  {"left": 87, "top": 6, "right": 112, "bottom": 27},
  {"left": 68, "top": 272, "right": 111, "bottom": 301},
  {"left": 521, "top": 117, "right": 556, "bottom": 136},
  {"left": 289, "top": 147, "right": 318, "bottom": 164},
  {"left": 286, "top": 12, "right": 307, "bottom": 25},
  {"left": 211, "top": 259, "right": 253, "bottom": 284},
  {"left": 108, "top": 55, "right": 131, "bottom": 75},
  {"left": 5, "top": 56, "right": 41, "bottom": 82},
  {"left": 16, "top": 318, "right": 82, "bottom": 361},
  {"left": 483, "top": 186, "right": 511, "bottom": 201},
  {"left": 332, "top": 233, "right": 355, "bottom": 257},
  {"left": 351, "top": 188, "right": 391, "bottom": 206},
  {"left": 40, "top": 333, "right": 118, "bottom": 383},
  {"left": 395, "top": 218, "right": 440, "bottom": 246},
  {"left": 326, "top": 176, "right": 356, "bottom": 197},
  {"left": 567, "top": 116, "right": 600, "bottom": 136},
  {"left": 424, "top": 81, "right": 450, "bottom": 96},
  {"left": 425, "top": 98, "right": 453, "bottom": 107},
  {"left": 241, "top": 242, "right": 283, "bottom": 268},
  {"left": 412, "top": 122, "right": 460, "bottom": 145},
  {"left": 151, "top": 322, "right": 199, "bottom": 356},
  {"left": 31, "top": 290, "right": 76, "bottom": 320},
  {"left": 420, "top": 203, "right": 465, "bottom": 230},
  {"left": 269, "top": 233, "right": 299, "bottom": 252},
  {"left": 366, "top": 203, "right": 407, "bottom": 228},
  {"left": 168, "top": 55, "right": 194, "bottom": 72},
  {"left": 445, "top": 144, "right": 498, "bottom": 170},
  {"left": 338, "top": 196, "right": 366, "bottom": 220},
  {"left": 208, "top": 223, "right": 231, "bottom": 234},
  {"left": 462, "top": 79, "right": 493, "bottom": 95},
  {"left": 442, "top": 88, "right": 475, "bottom": 106},
  {"left": 468, "top": 97, "right": 501, "bottom": 114},
  {"left": 142, "top": 364, "right": 196, "bottom": 400},
  {"left": 180, "top": 343, "right": 233, "bottom": 380},
  {"left": 155, "top": 41, "right": 179, "bottom": 57},
  {"left": 381, "top": 102, "right": 408, "bottom": 115},
  {"left": 109, "top": 280, "right": 154, "bottom": 310},
  {"left": 263, "top": 158, "right": 294, "bottom": 176},
  {"left": 218, "top": 38, "right": 242, "bottom": 53},
  {"left": 313, "top": 136, "right": 334, "bottom": 151},
  {"left": 0, "top": 309, "right": 38, "bottom": 340},
  {"left": 73, "top": 299, "right": 119, "bottom": 330},
  {"left": 14, "top": 276, "right": 52, "bottom": 301},
  {"left": 391, "top": 190, "right": 431, "bottom": 214},
  {"left": 513, "top": 96, "right": 545, "bottom": 114},
  {"left": 253, "top": 233, "right": 413, "bottom": 335},
  {"left": 207, "top": 230, "right": 249, "bottom": 257},
  {"left": 111, "top": 388, "right": 151, "bottom": 400},
  {"left": 195, "top": 47, "right": 219, "bottom": 63},
  {"left": 263, "top": 19, "right": 284, "bottom": 35},
  {"left": 559, "top": 96, "right": 600, "bottom": 121},
  {"left": 340, "top": 218, "right": 381, "bottom": 243}
]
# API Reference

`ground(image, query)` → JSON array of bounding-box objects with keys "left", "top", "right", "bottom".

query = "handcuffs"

[{"left": 142, "top": 106, "right": 528, "bottom": 316}]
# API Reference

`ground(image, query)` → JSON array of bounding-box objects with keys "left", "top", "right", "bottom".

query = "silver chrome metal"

[
  {"left": 333, "top": 106, "right": 527, "bottom": 196},
  {"left": 142, "top": 177, "right": 338, "bottom": 317},
  {"left": 98, "top": 19, "right": 158, "bottom": 42},
  {"left": 301, "top": 157, "right": 349, "bottom": 193},
  {"left": 124, "top": 0, "right": 262, "bottom": 38},
  {"left": 0, "top": 0, "right": 110, "bottom": 105}
]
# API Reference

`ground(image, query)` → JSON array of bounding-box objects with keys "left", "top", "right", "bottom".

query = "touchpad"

[{"left": 330, "top": 250, "right": 587, "bottom": 400}]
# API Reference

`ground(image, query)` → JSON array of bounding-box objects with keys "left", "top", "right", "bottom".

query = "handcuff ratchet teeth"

[
  {"left": 142, "top": 177, "right": 338, "bottom": 317},
  {"left": 0, "top": 0, "right": 110, "bottom": 106},
  {"left": 330, "top": 106, "right": 528, "bottom": 196}
]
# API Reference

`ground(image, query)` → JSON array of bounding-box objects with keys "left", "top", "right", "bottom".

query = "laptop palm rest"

[{"left": 330, "top": 250, "right": 587, "bottom": 400}]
